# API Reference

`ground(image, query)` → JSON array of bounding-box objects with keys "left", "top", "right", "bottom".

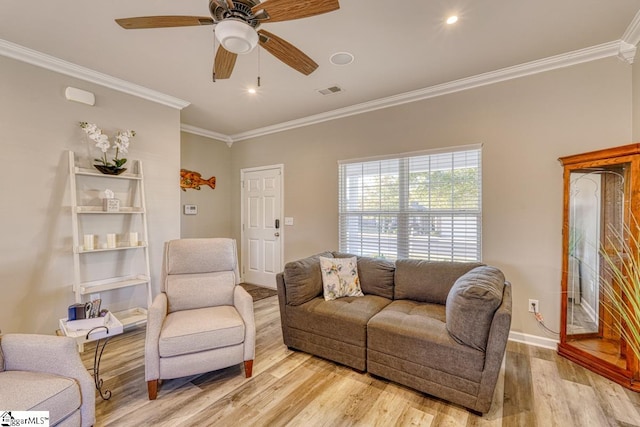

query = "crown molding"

[
  {"left": 229, "top": 41, "right": 621, "bottom": 142},
  {"left": 0, "top": 37, "right": 626, "bottom": 143},
  {"left": 622, "top": 9, "right": 640, "bottom": 47},
  {"left": 618, "top": 41, "right": 637, "bottom": 64},
  {"left": 0, "top": 39, "right": 190, "bottom": 110},
  {"left": 181, "top": 124, "right": 234, "bottom": 146}
]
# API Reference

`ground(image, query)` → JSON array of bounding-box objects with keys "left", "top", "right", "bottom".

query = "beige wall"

[
  {"left": 230, "top": 57, "right": 633, "bottom": 340},
  {"left": 633, "top": 44, "right": 640, "bottom": 141},
  {"left": 6, "top": 41, "right": 634, "bottom": 343},
  {"left": 180, "top": 132, "right": 233, "bottom": 238},
  {"left": 0, "top": 56, "right": 181, "bottom": 334}
]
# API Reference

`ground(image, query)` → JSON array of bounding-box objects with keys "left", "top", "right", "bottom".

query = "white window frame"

[{"left": 338, "top": 144, "right": 482, "bottom": 261}]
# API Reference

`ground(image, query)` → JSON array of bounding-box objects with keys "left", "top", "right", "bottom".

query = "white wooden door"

[{"left": 241, "top": 166, "right": 283, "bottom": 288}]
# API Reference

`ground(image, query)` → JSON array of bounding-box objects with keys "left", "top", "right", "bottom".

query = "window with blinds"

[{"left": 338, "top": 145, "right": 482, "bottom": 261}]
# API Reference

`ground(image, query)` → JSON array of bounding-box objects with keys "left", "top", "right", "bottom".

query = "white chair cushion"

[
  {"left": 159, "top": 306, "right": 245, "bottom": 358},
  {"left": 0, "top": 371, "right": 81, "bottom": 426},
  {"left": 165, "top": 238, "right": 238, "bottom": 275},
  {"left": 165, "top": 271, "right": 235, "bottom": 312}
]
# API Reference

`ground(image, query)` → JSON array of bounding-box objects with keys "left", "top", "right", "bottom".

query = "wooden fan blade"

[
  {"left": 258, "top": 30, "right": 318, "bottom": 75},
  {"left": 116, "top": 16, "right": 214, "bottom": 29},
  {"left": 214, "top": 46, "right": 237, "bottom": 79},
  {"left": 252, "top": 0, "right": 339, "bottom": 23}
]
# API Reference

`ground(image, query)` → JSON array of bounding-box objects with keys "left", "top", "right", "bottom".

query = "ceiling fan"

[{"left": 115, "top": 0, "right": 340, "bottom": 81}]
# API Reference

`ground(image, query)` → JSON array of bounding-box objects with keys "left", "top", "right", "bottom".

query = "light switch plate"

[
  {"left": 284, "top": 217, "right": 294, "bottom": 226},
  {"left": 184, "top": 204, "right": 197, "bottom": 215}
]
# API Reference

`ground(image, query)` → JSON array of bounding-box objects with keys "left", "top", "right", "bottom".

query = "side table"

[{"left": 58, "top": 312, "right": 123, "bottom": 400}]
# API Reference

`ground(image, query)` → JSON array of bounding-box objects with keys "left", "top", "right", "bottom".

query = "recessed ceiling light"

[
  {"left": 330, "top": 52, "right": 354, "bottom": 66},
  {"left": 446, "top": 15, "right": 458, "bottom": 25},
  {"left": 247, "top": 88, "right": 257, "bottom": 94}
]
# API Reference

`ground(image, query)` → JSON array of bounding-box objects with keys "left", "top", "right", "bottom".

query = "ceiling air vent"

[{"left": 317, "top": 85, "right": 344, "bottom": 96}]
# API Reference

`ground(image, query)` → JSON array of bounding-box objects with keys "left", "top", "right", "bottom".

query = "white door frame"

[{"left": 240, "top": 164, "right": 285, "bottom": 286}]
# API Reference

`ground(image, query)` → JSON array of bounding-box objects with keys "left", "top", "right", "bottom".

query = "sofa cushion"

[
  {"left": 0, "top": 340, "right": 4, "bottom": 372},
  {"left": 367, "top": 300, "right": 485, "bottom": 383},
  {"left": 332, "top": 253, "right": 396, "bottom": 299},
  {"left": 331, "top": 252, "right": 357, "bottom": 259},
  {"left": 446, "top": 266, "right": 505, "bottom": 351},
  {"left": 320, "top": 256, "right": 364, "bottom": 300},
  {"left": 284, "top": 252, "right": 334, "bottom": 306},
  {"left": 159, "top": 306, "right": 245, "bottom": 357},
  {"left": 0, "top": 370, "right": 81, "bottom": 426},
  {"left": 356, "top": 257, "right": 395, "bottom": 299},
  {"left": 285, "top": 295, "right": 391, "bottom": 347},
  {"left": 394, "top": 260, "right": 484, "bottom": 304}
]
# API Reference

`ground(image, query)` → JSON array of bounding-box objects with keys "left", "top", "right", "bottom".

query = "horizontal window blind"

[{"left": 338, "top": 146, "right": 482, "bottom": 261}]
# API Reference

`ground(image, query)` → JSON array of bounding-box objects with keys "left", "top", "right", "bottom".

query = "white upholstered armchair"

[
  {"left": 145, "top": 238, "right": 256, "bottom": 400},
  {"left": 0, "top": 334, "right": 95, "bottom": 427}
]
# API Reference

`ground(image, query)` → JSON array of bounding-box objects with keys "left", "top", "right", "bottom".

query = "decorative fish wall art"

[{"left": 180, "top": 169, "right": 216, "bottom": 191}]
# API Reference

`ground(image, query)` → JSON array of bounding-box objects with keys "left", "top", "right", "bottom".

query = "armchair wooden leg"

[
  {"left": 244, "top": 360, "right": 253, "bottom": 378},
  {"left": 147, "top": 379, "right": 159, "bottom": 400}
]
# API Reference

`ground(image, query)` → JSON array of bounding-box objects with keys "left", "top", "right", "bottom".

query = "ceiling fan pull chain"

[{"left": 257, "top": 47, "right": 261, "bottom": 87}]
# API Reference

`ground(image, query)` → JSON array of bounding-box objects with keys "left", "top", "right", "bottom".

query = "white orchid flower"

[
  {"left": 80, "top": 122, "right": 135, "bottom": 169},
  {"left": 96, "top": 135, "right": 110, "bottom": 153}
]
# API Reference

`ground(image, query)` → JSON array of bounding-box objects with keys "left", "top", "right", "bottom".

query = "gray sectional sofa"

[{"left": 275, "top": 252, "right": 512, "bottom": 413}]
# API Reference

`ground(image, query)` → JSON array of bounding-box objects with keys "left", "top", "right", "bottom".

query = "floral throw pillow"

[{"left": 319, "top": 256, "right": 364, "bottom": 301}]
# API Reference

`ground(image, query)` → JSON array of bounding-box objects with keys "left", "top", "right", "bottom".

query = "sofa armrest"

[
  {"left": 145, "top": 292, "right": 168, "bottom": 381},
  {"left": 234, "top": 286, "right": 255, "bottom": 361},
  {"left": 484, "top": 282, "right": 513, "bottom": 364},
  {"left": 275, "top": 273, "right": 291, "bottom": 346},
  {"left": 2, "top": 334, "right": 95, "bottom": 427},
  {"left": 476, "top": 281, "right": 512, "bottom": 412}
]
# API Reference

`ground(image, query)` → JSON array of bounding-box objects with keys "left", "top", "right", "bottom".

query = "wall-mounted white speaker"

[{"left": 65, "top": 87, "right": 95, "bottom": 106}]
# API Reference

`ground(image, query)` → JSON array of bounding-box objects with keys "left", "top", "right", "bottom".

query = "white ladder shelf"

[{"left": 67, "top": 151, "right": 151, "bottom": 334}]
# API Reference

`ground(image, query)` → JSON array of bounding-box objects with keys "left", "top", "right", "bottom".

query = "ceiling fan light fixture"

[{"left": 215, "top": 20, "right": 258, "bottom": 54}]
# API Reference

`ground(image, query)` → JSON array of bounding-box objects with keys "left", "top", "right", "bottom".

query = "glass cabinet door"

[
  {"left": 565, "top": 166, "right": 627, "bottom": 357},
  {"left": 559, "top": 144, "right": 639, "bottom": 392}
]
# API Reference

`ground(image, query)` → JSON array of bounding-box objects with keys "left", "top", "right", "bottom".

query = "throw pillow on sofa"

[
  {"left": 319, "top": 256, "right": 364, "bottom": 300},
  {"left": 445, "top": 265, "right": 506, "bottom": 351}
]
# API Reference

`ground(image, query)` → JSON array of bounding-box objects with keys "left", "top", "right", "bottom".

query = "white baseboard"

[{"left": 508, "top": 331, "right": 558, "bottom": 350}]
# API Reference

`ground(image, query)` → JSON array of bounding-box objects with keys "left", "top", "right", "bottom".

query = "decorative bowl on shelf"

[{"left": 94, "top": 165, "right": 127, "bottom": 175}]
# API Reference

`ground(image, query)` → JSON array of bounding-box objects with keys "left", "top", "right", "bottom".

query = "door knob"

[{"left": 274, "top": 232, "right": 280, "bottom": 237}]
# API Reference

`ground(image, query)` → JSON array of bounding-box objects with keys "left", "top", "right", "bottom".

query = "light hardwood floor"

[{"left": 82, "top": 296, "right": 640, "bottom": 426}]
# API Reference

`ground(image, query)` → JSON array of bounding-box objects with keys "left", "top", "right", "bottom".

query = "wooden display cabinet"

[{"left": 558, "top": 144, "right": 640, "bottom": 391}]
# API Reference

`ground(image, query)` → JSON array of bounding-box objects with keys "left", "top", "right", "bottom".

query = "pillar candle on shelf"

[
  {"left": 83, "top": 234, "right": 94, "bottom": 251},
  {"left": 107, "top": 233, "right": 116, "bottom": 249},
  {"left": 129, "top": 232, "right": 138, "bottom": 247}
]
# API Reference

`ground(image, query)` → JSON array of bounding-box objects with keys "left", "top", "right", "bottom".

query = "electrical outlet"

[
  {"left": 528, "top": 299, "right": 539, "bottom": 313},
  {"left": 90, "top": 293, "right": 100, "bottom": 302}
]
